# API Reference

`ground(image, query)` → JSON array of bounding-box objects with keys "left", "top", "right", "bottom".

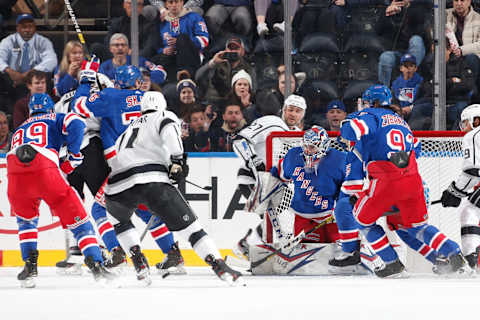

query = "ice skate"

[
  {"left": 233, "top": 228, "right": 252, "bottom": 260},
  {"left": 104, "top": 246, "right": 127, "bottom": 269},
  {"left": 328, "top": 251, "right": 370, "bottom": 275},
  {"left": 374, "top": 259, "right": 408, "bottom": 278},
  {"left": 155, "top": 242, "right": 187, "bottom": 276},
  {"left": 18, "top": 249, "right": 39, "bottom": 288},
  {"left": 433, "top": 253, "right": 473, "bottom": 276},
  {"left": 84, "top": 256, "right": 120, "bottom": 287},
  {"left": 55, "top": 246, "right": 83, "bottom": 276},
  {"left": 205, "top": 254, "right": 244, "bottom": 286},
  {"left": 130, "top": 245, "right": 152, "bottom": 286}
]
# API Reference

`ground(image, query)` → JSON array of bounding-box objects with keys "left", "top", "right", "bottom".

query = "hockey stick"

[
  {"left": 64, "top": 0, "right": 91, "bottom": 58},
  {"left": 185, "top": 179, "right": 212, "bottom": 191},
  {"left": 140, "top": 215, "right": 156, "bottom": 242},
  {"left": 251, "top": 215, "right": 335, "bottom": 269}
]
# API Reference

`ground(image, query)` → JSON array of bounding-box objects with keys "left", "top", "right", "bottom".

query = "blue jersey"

[
  {"left": 158, "top": 12, "right": 209, "bottom": 53},
  {"left": 271, "top": 147, "right": 347, "bottom": 217},
  {"left": 392, "top": 72, "right": 423, "bottom": 107},
  {"left": 11, "top": 112, "right": 85, "bottom": 165},
  {"left": 340, "top": 107, "right": 421, "bottom": 183},
  {"left": 73, "top": 83, "right": 143, "bottom": 160}
]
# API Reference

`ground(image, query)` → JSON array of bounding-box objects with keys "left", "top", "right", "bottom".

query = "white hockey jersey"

[
  {"left": 455, "top": 126, "right": 480, "bottom": 192},
  {"left": 235, "top": 115, "right": 291, "bottom": 185},
  {"left": 105, "top": 110, "right": 183, "bottom": 195}
]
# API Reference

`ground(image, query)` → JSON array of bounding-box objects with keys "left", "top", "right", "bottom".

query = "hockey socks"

[
  {"left": 334, "top": 197, "right": 360, "bottom": 253},
  {"left": 396, "top": 229, "right": 437, "bottom": 264},
  {"left": 135, "top": 208, "right": 174, "bottom": 253},
  {"left": 70, "top": 220, "right": 103, "bottom": 263},
  {"left": 408, "top": 225, "right": 461, "bottom": 258},
  {"left": 16, "top": 216, "right": 39, "bottom": 261},
  {"left": 177, "top": 221, "right": 222, "bottom": 260},
  {"left": 91, "top": 202, "right": 120, "bottom": 251},
  {"left": 114, "top": 221, "right": 141, "bottom": 257},
  {"left": 361, "top": 224, "right": 399, "bottom": 263}
]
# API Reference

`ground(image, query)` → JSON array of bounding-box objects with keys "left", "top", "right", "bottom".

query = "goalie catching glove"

[
  {"left": 60, "top": 152, "right": 84, "bottom": 175},
  {"left": 169, "top": 153, "right": 189, "bottom": 182},
  {"left": 441, "top": 181, "right": 468, "bottom": 208}
]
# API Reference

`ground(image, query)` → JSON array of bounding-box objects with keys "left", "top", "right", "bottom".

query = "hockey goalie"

[{"left": 243, "top": 127, "right": 373, "bottom": 275}]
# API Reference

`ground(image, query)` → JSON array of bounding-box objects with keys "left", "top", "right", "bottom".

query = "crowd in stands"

[{"left": 1, "top": 0, "right": 480, "bottom": 154}]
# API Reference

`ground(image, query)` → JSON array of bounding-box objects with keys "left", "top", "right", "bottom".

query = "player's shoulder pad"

[
  {"left": 158, "top": 110, "right": 180, "bottom": 134},
  {"left": 60, "top": 112, "right": 85, "bottom": 135}
]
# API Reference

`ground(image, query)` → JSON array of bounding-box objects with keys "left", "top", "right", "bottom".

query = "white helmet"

[
  {"left": 284, "top": 94, "right": 307, "bottom": 111},
  {"left": 141, "top": 91, "right": 167, "bottom": 113},
  {"left": 460, "top": 104, "right": 480, "bottom": 130}
]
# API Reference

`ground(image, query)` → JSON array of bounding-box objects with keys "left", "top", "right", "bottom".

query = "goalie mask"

[
  {"left": 302, "top": 126, "right": 330, "bottom": 173},
  {"left": 460, "top": 104, "right": 480, "bottom": 131}
]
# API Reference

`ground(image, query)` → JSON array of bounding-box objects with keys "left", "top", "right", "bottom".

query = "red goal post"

[{"left": 265, "top": 130, "right": 465, "bottom": 272}]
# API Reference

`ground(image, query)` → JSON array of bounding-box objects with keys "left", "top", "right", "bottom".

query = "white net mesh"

[{"left": 266, "top": 131, "right": 464, "bottom": 272}]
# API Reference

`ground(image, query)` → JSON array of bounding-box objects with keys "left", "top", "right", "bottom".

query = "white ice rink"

[{"left": 1, "top": 266, "right": 479, "bottom": 320}]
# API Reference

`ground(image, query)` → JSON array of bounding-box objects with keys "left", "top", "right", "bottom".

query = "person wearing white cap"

[
  {"left": 282, "top": 94, "right": 307, "bottom": 130},
  {"left": 231, "top": 69, "right": 253, "bottom": 109}
]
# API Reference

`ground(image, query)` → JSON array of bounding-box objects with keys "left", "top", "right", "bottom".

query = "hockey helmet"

[
  {"left": 362, "top": 84, "right": 392, "bottom": 107},
  {"left": 460, "top": 104, "right": 480, "bottom": 131},
  {"left": 302, "top": 126, "right": 330, "bottom": 173},
  {"left": 115, "top": 65, "right": 142, "bottom": 89},
  {"left": 29, "top": 93, "right": 54, "bottom": 115},
  {"left": 141, "top": 91, "right": 167, "bottom": 113}
]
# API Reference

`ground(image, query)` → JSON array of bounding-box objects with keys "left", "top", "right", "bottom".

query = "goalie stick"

[{"left": 250, "top": 215, "right": 335, "bottom": 269}]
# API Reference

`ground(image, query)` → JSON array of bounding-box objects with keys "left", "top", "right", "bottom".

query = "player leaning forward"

[
  {"left": 440, "top": 104, "right": 480, "bottom": 270},
  {"left": 104, "top": 92, "right": 243, "bottom": 285},
  {"left": 340, "top": 85, "right": 469, "bottom": 277},
  {"left": 7, "top": 93, "right": 115, "bottom": 287}
]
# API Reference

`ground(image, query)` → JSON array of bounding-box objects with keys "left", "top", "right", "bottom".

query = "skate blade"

[
  {"left": 220, "top": 274, "right": 246, "bottom": 287},
  {"left": 137, "top": 271, "right": 152, "bottom": 286},
  {"left": 20, "top": 277, "right": 36, "bottom": 288},
  {"left": 382, "top": 270, "right": 410, "bottom": 279},
  {"left": 157, "top": 265, "right": 187, "bottom": 276},
  {"left": 444, "top": 266, "right": 476, "bottom": 278},
  {"left": 328, "top": 264, "right": 371, "bottom": 276},
  {"left": 56, "top": 264, "right": 83, "bottom": 276}
]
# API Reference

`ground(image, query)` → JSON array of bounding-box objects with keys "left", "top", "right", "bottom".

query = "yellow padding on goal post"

[{"left": 1, "top": 249, "right": 235, "bottom": 267}]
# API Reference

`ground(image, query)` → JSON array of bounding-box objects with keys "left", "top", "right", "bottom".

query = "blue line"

[{"left": 187, "top": 152, "right": 237, "bottom": 158}]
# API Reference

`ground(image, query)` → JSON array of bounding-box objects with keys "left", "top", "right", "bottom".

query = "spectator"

[
  {"left": 324, "top": 100, "right": 347, "bottom": 132},
  {"left": 255, "top": 0, "right": 299, "bottom": 36},
  {"left": 0, "top": 0, "right": 17, "bottom": 36},
  {"left": 151, "top": 0, "right": 209, "bottom": 80},
  {"left": 53, "top": 41, "right": 84, "bottom": 97},
  {"left": 204, "top": 0, "right": 253, "bottom": 39},
  {"left": 210, "top": 101, "right": 246, "bottom": 151},
  {"left": 446, "top": 0, "right": 480, "bottom": 88},
  {"left": 377, "top": 0, "right": 431, "bottom": 86},
  {"left": 99, "top": 33, "right": 167, "bottom": 86},
  {"left": 0, "top": 14, "right": 57, "bottom": 111},
  {"left": 103, "top": 0, "right": 158, "bottom": 59},
  {"left": 273, "top": 69, "right": 299, "bottom": 104},
  {"left": 411, "top": 38, "right": 474, "bottom": 130},
  {"left": 230, "top": 69, "right": 253, "bottom": 109},
  {"left": 0, "top": 111, "right": 11, "bottom": 153},
  {"left": 175, "top": 78, "right": 198, "bottom": 119},
  {"left": 139, "top": 67, "right": 162, "bottom": 92},
  {"left": 13, "top": 70, "right": 48, "bottom": 128},
  {"left": 392, "top": 54, "right": 423, "bottom": 120},
  {"left": 196, "top": 37, "right": 254, "bottom": 104},
  {"left": 183, "top": 104, "right": 211, "bottom": 152},
  {"left": 149, "top": 0, "right": 205, "bottom": 16}
]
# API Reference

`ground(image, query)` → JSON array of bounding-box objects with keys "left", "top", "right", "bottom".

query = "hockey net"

[{"left": 265, "top": 130, "right": 465, "bottom": 273}]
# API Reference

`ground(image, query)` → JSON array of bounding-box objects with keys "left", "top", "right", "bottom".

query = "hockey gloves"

[
  {"left": 441, "top": 181, "right": 468, "bottom": 208},
  {"left": 79, "top": 55, "right": 100, "bottom": 84},
  {"left": 169, "top": 153, "right": 189, "bottom": 182},
  {"left": 249, "top": 154, "right": 266, "bottom": 173},
  {"left": 60, "top": 152, "right": 84, "bottom": 175}
]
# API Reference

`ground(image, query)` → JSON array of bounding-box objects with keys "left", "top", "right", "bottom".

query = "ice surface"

[{"left": 1, "top": 267, "right": 479, "bottom": 320}]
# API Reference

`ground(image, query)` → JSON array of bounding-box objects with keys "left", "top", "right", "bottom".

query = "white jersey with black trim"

[
  {"left": 455, "top": 126, "right": 480, "bottom": 193},
  {"left": 105, "top": 110, "right": 182, "bottom": 195},
  {"left": 239, "top": 115, "right": 290, "bottom": 164}
]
